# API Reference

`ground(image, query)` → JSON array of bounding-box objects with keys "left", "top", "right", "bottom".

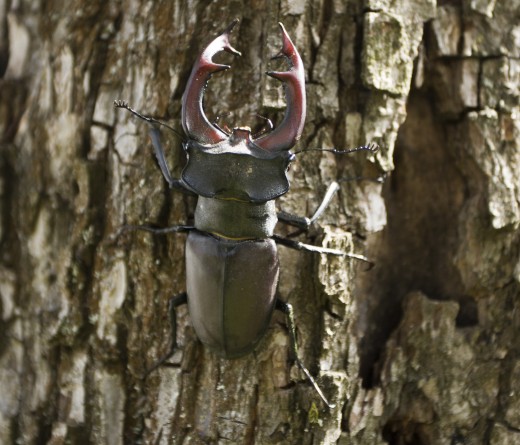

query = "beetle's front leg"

[
  {"left": 114, "top": 100, "right": 194, "bottom": 194},
  {"left": 275, "top": 300, "right": 336, "bottom": 409},
  {"left": 143, "top": 292, "right": 188, "bottom": 378},
  {"left": 275, "top": 181, "right": 373, "bottom": 266}
]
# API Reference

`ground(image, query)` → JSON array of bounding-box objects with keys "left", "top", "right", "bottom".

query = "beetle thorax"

[{"left": 181, "top": 135, "right": 293, "bottom": 202}]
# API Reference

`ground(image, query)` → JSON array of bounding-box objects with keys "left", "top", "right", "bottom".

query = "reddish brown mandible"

[{"left": 181, "top": 19, "right": 306, "bottom": 152}]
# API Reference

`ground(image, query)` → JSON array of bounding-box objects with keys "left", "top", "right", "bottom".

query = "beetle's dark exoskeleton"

[{"left": 115, "top": 19, "right": 378, "bottom": 409}]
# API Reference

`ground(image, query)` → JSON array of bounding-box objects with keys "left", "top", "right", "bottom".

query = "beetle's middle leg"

[
  {"left": 143, "top": 292, "right": 187, "bottom": 378},
  {"left": 111, "top": 224, "right": 193, "bottom": 244},
  {"left": 120, "top": 224, "right": 194, "bottom": 236},
  {"left": 275, "top": 299, "right": 335, "bottom": 409},
  {"left": 274, "top": 180, "right": 373, "bottom": 266},
  {"left": 277, "top": 181, "right": 340, "bottom": 231},
  {"left": 272, "top": 234, "right": 372, "bottom": 266}
]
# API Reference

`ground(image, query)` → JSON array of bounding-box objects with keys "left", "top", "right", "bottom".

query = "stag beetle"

[{"left": 115, "top": 19, "right": 377, "bottom": 409}]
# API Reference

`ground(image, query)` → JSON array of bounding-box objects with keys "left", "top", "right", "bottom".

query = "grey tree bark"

[{"left": 1, "top": 1, "right": 519, "bottom": 444}]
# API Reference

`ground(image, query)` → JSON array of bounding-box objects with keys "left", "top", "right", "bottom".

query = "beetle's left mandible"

[
  {"left": 255, "top": 23, "right": 306, "bottom": 152},
  {"left": 181, "top": 19, "right": 241, "bottom": 144},
  {"left": 181, "top": 20, "right": 306, "bottom": 153}
]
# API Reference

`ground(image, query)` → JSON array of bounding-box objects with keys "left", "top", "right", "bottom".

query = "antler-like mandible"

[
  {"left": 182, "top": 19, "right": 241, "bottom": 144},
  {"left": 254, "top": 23, "right": 306, "bottom": 152}
]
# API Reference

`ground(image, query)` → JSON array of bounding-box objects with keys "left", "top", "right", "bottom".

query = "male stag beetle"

[{"left": 115, "top": 19, "right": 377, "bottom": 409}]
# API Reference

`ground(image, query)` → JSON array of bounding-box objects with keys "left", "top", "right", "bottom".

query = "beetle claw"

[
  {"left": 265, "top": 70, "right": 294, "bottom": 82},
  {"left": 182, "top": 19, "right": 241, "bottom": 144},
  {"left": 182, "top": 20, "right": 305, "bottom": 152},
  {"left": 219, "top": 19, "right": 242, "bottom": 57},
  {"left": 254, "top": 22, "right": 306, "bottom": 152}
]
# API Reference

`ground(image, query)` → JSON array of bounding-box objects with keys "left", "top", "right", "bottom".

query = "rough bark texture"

[{"left": 1, "top": 0, "right": 519, "bottom": 444}]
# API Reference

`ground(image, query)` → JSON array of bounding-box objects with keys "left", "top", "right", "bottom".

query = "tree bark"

[{"left": 1, "top": 1, "right": 519, "bottom": 444}]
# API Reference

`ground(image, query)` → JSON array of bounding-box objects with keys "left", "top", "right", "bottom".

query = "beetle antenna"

[
  {"left": 293, "top": 142, "right": 379, "bottom": 155},
  {"left": 114, "top": 100, "right": 186, "bottom": 142}
]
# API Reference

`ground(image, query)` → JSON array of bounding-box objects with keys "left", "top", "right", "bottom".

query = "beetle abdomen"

[{"left": 186, "top": 231, "right": 279, "bottom": 358}]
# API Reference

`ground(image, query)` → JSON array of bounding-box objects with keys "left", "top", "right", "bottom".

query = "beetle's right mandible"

[
  {"left": 254, "top": 23, "right": 306, "bottom": 152},
  {"left": 181, "top": 19, "right": 241, "bottom": 144}
]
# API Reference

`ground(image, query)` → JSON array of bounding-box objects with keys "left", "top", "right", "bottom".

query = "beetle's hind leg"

[
  {"left": 276, "top": 300, "right": 336, "bottom": 409},
  {"left": 143, "top": 292, "right": 187, "bottom": 379}
]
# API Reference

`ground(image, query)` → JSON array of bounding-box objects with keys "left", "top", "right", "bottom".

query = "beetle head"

[{"left": 181, "top": 20, "right": 305, "bottom": 202}]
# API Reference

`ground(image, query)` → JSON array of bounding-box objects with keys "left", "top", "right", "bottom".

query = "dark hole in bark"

[{"left": 455, "top": 295, "right": 479, "bottom": 327}]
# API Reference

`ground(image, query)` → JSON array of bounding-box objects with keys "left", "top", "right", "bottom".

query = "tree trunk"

[{"left": 1, "top": 1, "right": 519, "bottom": 444}]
